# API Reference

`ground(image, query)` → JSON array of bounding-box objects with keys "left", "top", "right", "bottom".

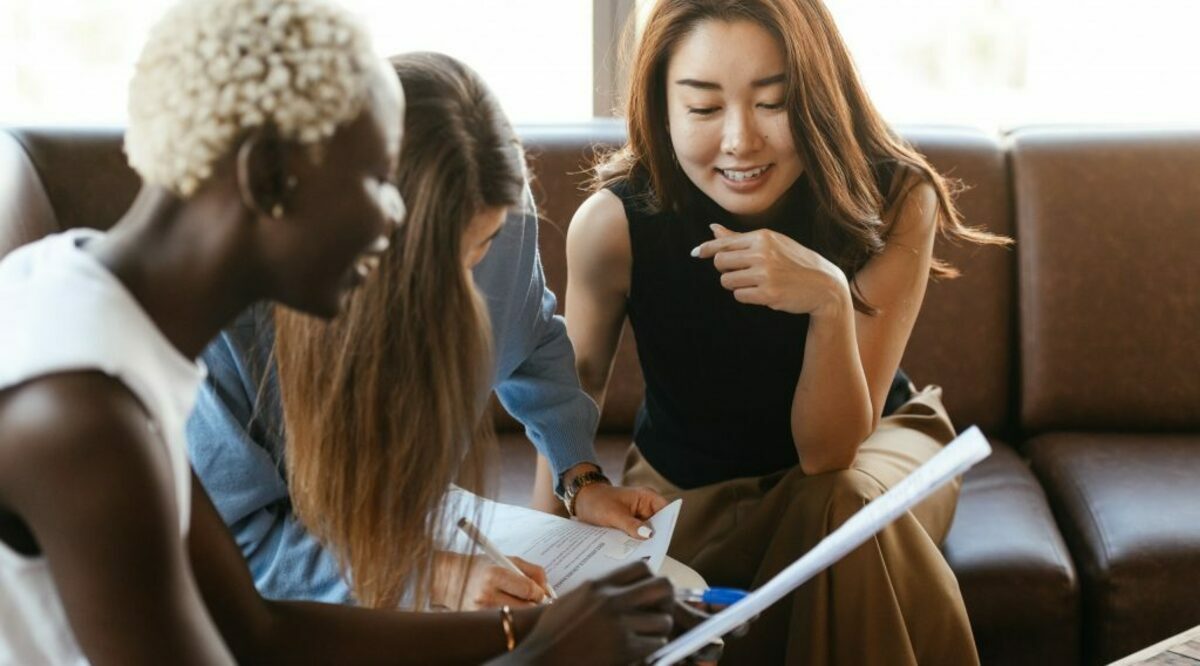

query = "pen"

[
  {"left": 675, "top": 587, "right": 749, "bottom": 606},
  {"left": 456, "top": 517, "right": 558, "bottom": 603}
]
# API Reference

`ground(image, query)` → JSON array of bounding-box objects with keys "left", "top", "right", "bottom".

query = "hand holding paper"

[
  {"left": 572, "top": 481, "right": 670, "bottom": 539},
  {"left": 446, "top": 489, "right": 683, "bottom": 594}
]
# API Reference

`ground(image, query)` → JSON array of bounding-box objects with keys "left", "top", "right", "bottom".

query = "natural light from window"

[
  {"left": 0, "top": 0, "right": 592, "bottom": 125},
  {"left": 823, "top": 0, "right": 1200, "bottom": 127},
  {"left": 2, "top": 0, "right": 1197, "bottom": 128}
]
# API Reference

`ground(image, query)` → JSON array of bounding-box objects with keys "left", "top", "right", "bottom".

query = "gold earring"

[{"left": 271, "top": 203, "right": 284, "bottom": 219}]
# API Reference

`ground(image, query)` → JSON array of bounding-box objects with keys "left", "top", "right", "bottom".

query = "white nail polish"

[
  {"left": 690, "top": 246, "right": 701, "bottom": 258},
  {"left": 637, "top": 525, "right": 653, "bottom": 539}
]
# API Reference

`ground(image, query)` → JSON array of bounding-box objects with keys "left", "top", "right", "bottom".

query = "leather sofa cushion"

[
  {"left": 1028, "top": 432, "right": 1200, "bottom": 664},
  {"left": 1013, "top": 128, "right": 1200, "bottom": 431},
  {"left": 943, "top": 440, "right": 1079, "bottom": 665}
]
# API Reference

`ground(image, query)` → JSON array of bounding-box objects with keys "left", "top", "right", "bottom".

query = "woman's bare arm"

[
  {"left": 851, "top": 176, "right": 939, "bottom": 425},
  {"left": 790, "top": 173, "right": 939, "bottom": 467},
  {"left": 564, "top": 190, "right": 633, "bottom": 407},
  {"left": 788, "top": 174, "right": 939, "bottom": 470},
  {"left": 0, "top": 373, "right": 234, "bottom": 665}
]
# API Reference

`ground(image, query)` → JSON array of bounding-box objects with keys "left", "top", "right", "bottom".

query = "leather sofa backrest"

[
  {"left": 1, "top": 128, "right": 136, "bottom": 256},
  {"left": 0, "top": 130, "right": 61, "bottom": 257},
  {"left": 1013, "top": 128, "right": 1200, "bottom": 432},
  {"left": 899, "top": 128, "right": 1016, "bottom": 434},
  {"left": 2, "top": 124, "right": 1017, "bottom": 436}
]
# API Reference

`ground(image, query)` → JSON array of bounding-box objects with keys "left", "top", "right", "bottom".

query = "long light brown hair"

[
  {"left": 595, "top": 0, "right": 1010, "bottom": 312},
  {"left": 273, "top": 52, "right": 526, "bottom": 608}
]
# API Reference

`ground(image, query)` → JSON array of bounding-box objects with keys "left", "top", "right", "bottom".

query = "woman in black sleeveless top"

[
  {"left": 614, "top": 173, "right": 914, "bottom": 489},
  {"left": 537, "top": 1, "right": 1009, "bottom": 664}
]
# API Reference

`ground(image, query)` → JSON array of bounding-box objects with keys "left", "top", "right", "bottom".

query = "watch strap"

[{"left": 563, "top": 469, "right": 611, "bottom": 517}]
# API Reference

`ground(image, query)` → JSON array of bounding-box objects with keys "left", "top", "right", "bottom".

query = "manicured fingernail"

[
  {"left": 709, "top": 223, "right": 720, "bottom": 232},
  {"left": 690, "top": 245, "right": 701, "bottom": 258},
  {"left": 637, "top": 525, "right": 653, "bottom": 539}
]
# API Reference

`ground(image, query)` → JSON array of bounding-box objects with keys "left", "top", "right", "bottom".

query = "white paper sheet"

[
  {"left": 649, "top": 426, "right": 992, "bottom": 665},
  {"left": 446, "top": 490, "right": 682, "bottom": 594}
]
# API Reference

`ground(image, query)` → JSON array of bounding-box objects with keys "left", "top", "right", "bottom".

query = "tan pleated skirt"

[{"left": 623, "top": 386, "right": 979, "bottom": 665}]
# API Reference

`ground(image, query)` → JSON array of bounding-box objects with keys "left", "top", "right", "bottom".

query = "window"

[
  {"left": 2, "top": 1, "right": 1197, "bottom": 128},
  {"left": 0, "top": 0, "right": 593, "bottom": 125},
  {"left": 624, "top": 0, "right": 1200, "bottom": 129},
  {"left": 350, "top": 0, "right": 592, "bottom": 122},
  {"left": 823, "top": 0, "right": 1200, "bottom": 127}
]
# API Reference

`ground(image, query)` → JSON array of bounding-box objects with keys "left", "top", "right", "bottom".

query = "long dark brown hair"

[
  {"left": 594, "top": 0, "right": 1010, "bottom": 312},
  {"left": 273, "top": 52, "right": 526, "bottom": 609}
]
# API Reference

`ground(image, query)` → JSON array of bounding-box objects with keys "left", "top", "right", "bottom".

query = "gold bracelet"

[{"left": 499, "top": 604, "right": 516, "bottom": 652}]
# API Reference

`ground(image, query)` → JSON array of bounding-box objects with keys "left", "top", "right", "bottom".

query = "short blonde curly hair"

[{"left": 126, "top": 0, "right": 379, "bottom": 196}]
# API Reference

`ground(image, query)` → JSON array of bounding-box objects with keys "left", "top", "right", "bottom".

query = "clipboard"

[{"left": 650, "top": 426, "right": 992, "bottom": 665}]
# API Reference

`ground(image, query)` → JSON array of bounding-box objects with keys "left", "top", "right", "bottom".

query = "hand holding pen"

[{"left": 457, "top": 517, "right": 557, "bottom": 605}]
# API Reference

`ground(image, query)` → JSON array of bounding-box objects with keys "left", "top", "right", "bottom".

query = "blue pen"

[{"left": 675, "top": 587, "right": 749, "bottom": 606}]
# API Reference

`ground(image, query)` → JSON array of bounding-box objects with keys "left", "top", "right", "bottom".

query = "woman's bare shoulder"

[
  {"left": 0, "top": 373, "right": 171, "bottom": 505},
  {"left": 570, "top": 189, "right": 629, "bottom": 239},
  {"left": 567, "top": 189, "right": 633, "bottom": 274},
  {"left": 883, "top": 166, "right": 939, "bottom": 242}
]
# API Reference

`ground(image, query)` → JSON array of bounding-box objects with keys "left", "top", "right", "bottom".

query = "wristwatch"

[{"left": 558, "top": 468, "right": 611, "bottom": 517}]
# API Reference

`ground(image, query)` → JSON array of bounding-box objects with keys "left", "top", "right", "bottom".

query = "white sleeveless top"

[{"left": 0, "top": 229, "right": 204, "bottom": 665}]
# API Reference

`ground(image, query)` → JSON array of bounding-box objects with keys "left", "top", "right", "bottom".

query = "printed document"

[{"left": 446, "top": 489, "right": 682, "bottom": 594}]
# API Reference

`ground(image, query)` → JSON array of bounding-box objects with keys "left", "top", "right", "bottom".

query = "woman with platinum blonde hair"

[{"left": 0, "top": 0, "right": 677, "bottom": 663}]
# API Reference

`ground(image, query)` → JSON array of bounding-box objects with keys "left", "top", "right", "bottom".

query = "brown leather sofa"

[{"left": 2, "top": 123, "right": 1197, "bottom": 665}]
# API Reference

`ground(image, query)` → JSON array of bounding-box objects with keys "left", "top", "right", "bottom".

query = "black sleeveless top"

[{"left": 613, "top": 176, "right": 912, "bottom": 489}]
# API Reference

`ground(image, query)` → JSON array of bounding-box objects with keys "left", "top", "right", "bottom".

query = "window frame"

[{"left": 592, "top": 0, "right": 636, "bottom": 117}]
